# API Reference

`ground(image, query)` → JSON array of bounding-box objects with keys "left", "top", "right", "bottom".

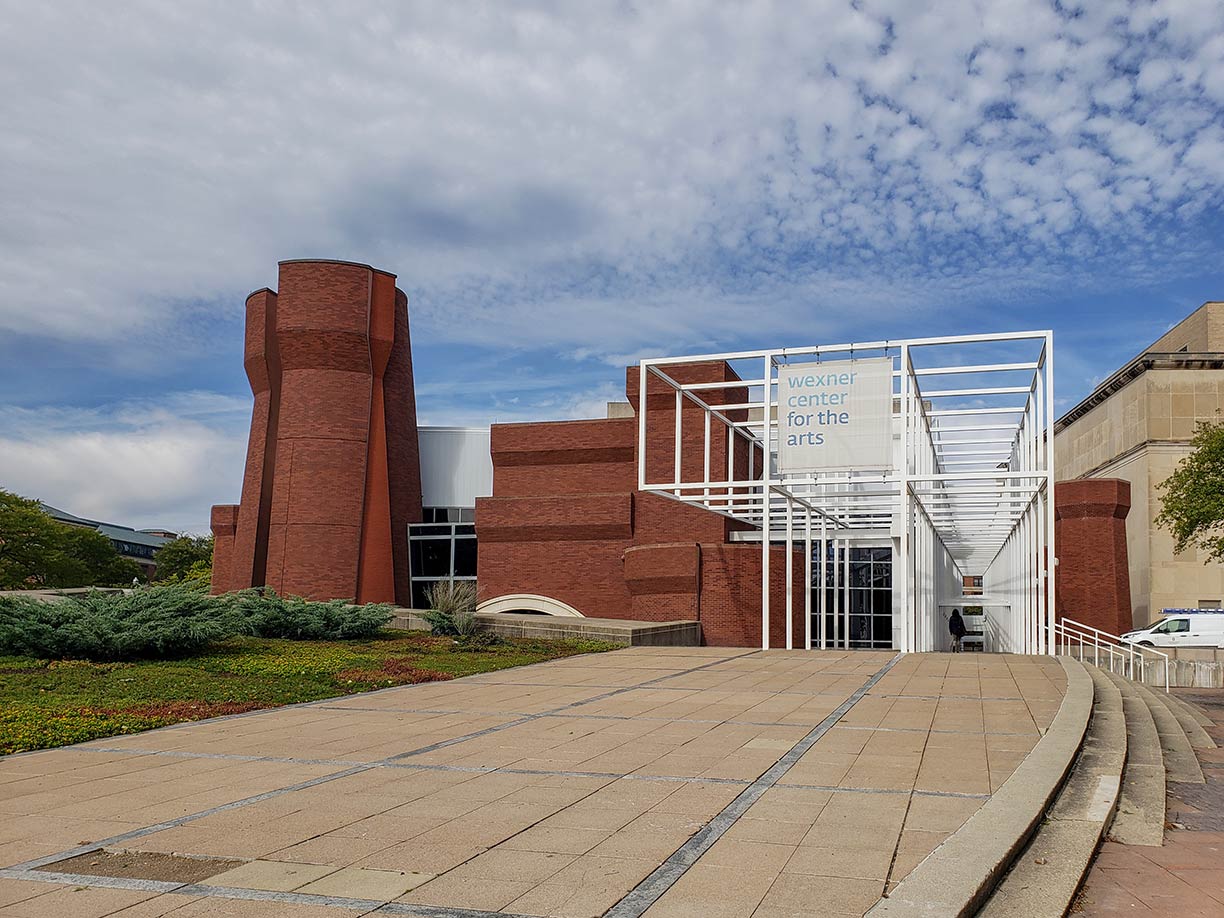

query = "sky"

[{"left": 2, "top": 0, "right": 1223, "bottom": 534}]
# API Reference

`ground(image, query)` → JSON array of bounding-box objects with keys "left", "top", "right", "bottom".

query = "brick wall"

[
  {"left": 1054, "top": 478, "right": 1133, "bottom": 635},
  {"left": 477, "top": 359, "right": 807, "bottom": 646},
  {"left": 210, "top": 505, "right": 238, "bottom": 596}
]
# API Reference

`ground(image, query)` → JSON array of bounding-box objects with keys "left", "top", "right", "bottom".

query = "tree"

[
  {"left": 0, "top": 490, "right": 70, "bottom": 588},
  {"left": 154, "top": 535, "right": 213, "bottom": 582},
  {"left": 1156, "top": 419, "right": 1224, "bottom": 562},
  {"left": 59, "top": 526, "right": 144, "bottom": 587},
  {"left": 0, "top": 489, "right": 142, "bottom": 588}
]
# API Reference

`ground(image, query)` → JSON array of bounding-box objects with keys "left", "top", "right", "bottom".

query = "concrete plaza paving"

[{"left": 0, "top": 648, "right": 1066, "bottom": 917}]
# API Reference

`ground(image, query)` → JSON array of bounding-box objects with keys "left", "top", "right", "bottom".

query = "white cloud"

[
  {"left": 0, "top": 393, "right": 250, "bottom": 534},
  {"left": 2, "top": 1, "right": 1224, "bottom": 530},
  {"left": 0, "top": 1, "right": 1221, "bottom": 363}
]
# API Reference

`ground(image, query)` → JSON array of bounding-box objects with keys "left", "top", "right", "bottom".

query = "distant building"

[
  {"left": 40, "top": 503, "right": 175, "bottom": 579},
  {"left": 1054, "top": 301, "right": 1224, "bottom": 628}
]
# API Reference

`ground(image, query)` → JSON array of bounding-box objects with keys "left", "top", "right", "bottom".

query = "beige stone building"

[{"left": 1054, "top": 301, "right": 1224, "bottom": 628}]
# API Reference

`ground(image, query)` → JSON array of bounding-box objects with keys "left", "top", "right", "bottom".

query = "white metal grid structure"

[{"left": 636, "top": 331, "right": 1056, "bottom": 654}]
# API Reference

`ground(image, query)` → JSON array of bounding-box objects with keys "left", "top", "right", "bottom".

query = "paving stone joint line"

[
  {"left": 604, "top": 651, "right": 907, "bottom": 918},
  {"left": 4, "top": 648, "right": 763, "bottom": 874}
]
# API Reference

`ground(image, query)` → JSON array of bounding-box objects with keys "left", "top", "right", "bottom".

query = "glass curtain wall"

[
  {"left": 407, "top": 507, "right": 477, "bottom": 609},
  {"left": 814, "top": 544, "right": 894, "bottom": 649}
]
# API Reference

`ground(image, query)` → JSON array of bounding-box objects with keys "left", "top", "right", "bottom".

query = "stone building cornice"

[{"left": 1055, "top": 352, "right": 1224, "bottom": 433}]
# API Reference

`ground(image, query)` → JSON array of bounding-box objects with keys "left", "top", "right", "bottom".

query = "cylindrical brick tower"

[{"left": 212, "top": 260, "right": 422, "bottom": 604}]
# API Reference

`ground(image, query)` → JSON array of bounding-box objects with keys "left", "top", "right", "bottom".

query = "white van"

[{"left": 1121, "top": 612, "right": 1224, "bottom": 648}]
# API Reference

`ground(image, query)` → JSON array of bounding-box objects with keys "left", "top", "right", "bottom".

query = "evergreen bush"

[
  {"left": 0, "top": 586, "right": 393, "bottom": 661},
  {"left": 0, "top": 587, "right": 232, "bottom": 661},
  {"left": 223, "top": 590, "right": 393, "bottom": 640}
]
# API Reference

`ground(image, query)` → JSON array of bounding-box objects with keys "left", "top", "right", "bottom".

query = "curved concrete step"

[
  {"left": 976, "top": 666, "right": 1125, "bottom": 918},
  {"left": 1164, "top": 690, "right": 1217, "bottom": 735},
  {"left": 1160, "top": 693, "right": 1217, "bottom": 749},
  {"left": 1103, "top": 670, "right": 1166, "bottom": 847},
  {"left": 1132, "top": 680, "right": 1205, "bottom": 784},
  {"left": 865, "top": 658, "right": 1092, "bottom": 918}
]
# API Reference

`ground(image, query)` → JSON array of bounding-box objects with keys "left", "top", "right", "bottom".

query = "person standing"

[{"left": 949, "top": 608, "right": 967, "bottom": 652}]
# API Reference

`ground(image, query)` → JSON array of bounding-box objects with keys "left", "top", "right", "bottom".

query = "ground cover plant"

[
  {"left": 0, "top": 586, "right": 394, "bottom": 661},
  {"left": 0, "top": 631, "right": 616, "bottom": 755}
]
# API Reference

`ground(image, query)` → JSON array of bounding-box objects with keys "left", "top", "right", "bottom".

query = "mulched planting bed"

[
  {"left": 35, "top": 849, "right": 243, "bottom": 884},
  {"left": 0, "top": 632, "right": 615, "bottom": 755}
]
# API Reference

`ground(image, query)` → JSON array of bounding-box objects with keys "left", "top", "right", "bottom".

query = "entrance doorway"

[{"left": 814, "top": 543, "right": 895, "bottom": 650}]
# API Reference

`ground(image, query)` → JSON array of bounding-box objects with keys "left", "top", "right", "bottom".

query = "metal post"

[
  {"left": 843, "top": 536, "right": 850, "bottom": 649},
  {"left": 637, "top": 362, "right": 648, "bottom": 490},
  {"left": 805, "top": 510, "right": 813, "bottom": 650},
  {"left": 703, "top": 410, "right": 711, "bottom": 503},
  {"left": 726, "top": 427, "right": 734, "bottom": 510},
  {"left": 674, "top": 389, "right": 682, "bottom": 497},
  {"left": 899, "top": 344, "right": 911, "bottom": 653},
  {"left": 1044, "top": 333, "right": 1057, "bottom": 655},
  {"left": 785, "top": 497, "right": 794, "bottom": 650},
  {"left": 761, "top": 353, "right": 772, "bottom": 651},
  {"left": 819, "top": 514, "right": 828, "bottom": 649}
]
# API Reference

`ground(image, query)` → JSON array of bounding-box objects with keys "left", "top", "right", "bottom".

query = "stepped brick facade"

[
  {"left": 475, "top": 362, "right": 806, "bottom": 647},
  {"left": 210, "top": 260, "right": 422, "bottom": 605}
]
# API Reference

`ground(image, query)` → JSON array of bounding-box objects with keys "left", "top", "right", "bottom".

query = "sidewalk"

[
  {"left": 1075, "top": 689, "right": 1224, "bottom": 916},
  {"left": 0, "top": 649, "right": 1065, "bottom": 917}
]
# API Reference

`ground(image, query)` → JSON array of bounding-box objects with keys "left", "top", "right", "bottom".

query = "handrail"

[{"left": 1048, "top": 617, "right": 1170, "bottom": 693}]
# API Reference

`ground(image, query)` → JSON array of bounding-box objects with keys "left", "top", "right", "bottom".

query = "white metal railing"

[{"left": 1050, "top": 617, "right": 1170, "bottom": 692}]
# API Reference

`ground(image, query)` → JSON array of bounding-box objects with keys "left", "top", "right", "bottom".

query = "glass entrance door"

[{"left": 813, "top": 544, "right": 894, "bottom": 649}]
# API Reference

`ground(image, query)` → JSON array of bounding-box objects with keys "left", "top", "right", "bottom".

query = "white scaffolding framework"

[{"left": 637, "top": 331, "right": 1056, "bottom": 655}]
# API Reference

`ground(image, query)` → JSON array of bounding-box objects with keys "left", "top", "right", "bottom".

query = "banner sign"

[{"left": 777, "top": 357, "right": 894, "bottom": 472}]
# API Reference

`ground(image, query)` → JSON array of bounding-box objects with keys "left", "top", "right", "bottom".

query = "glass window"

[
  {"left": 811, "top": 543, "right": 893, "bottom": 649},
  {"left": 453, "top": 538, "right": 477, "bottom": 577},
  {"left": 412, "top": 524, "right": 453, "bottom": 536},
  {"left": 409, "top": 539, "right": 451, "bottom": 578},
  {"left": 408, "top": 516, "right": 479, "bottom": 608},
  {"left": 850, "top": 590, "right": 871, "bottom": 616},
  {"left": 412, "top": 579, "right": 439, "bottom": 610},
  {"left": 1169, "top": 618, "right": 1190, "bottom": 633}
]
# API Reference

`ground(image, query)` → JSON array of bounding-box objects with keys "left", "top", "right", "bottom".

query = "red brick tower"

[
  {"left": 1054, "top": 478, "right": 1133, "bottom": 634},
  {"left": 211, "top": 260, "right": 422, "bottom": 604}
]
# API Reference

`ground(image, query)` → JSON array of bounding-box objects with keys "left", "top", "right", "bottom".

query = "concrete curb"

[
  {"left": 865, "top": 657, "right": 1093, "bottom": 918},
  {"left": 977, "top": 666, "right": 1124, "bottom": 917}
]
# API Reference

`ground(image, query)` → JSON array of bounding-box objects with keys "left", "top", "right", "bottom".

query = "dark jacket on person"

[{"left": 949, "top": 610, "right": 967, "bottom": 638}]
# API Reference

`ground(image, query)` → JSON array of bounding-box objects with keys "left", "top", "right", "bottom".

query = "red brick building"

[
  {"left": 475, "top": 362, "right": 805, "bottom": 647},
  {"left": 212, "top": 259, "right": 1134, "bottom": 649}
]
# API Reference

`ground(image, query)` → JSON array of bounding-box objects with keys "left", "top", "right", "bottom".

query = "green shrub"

[
  {"left": 0, "top": 586, "right": 393, "bottom": 661},
  {"left": 225, "top": 590, "right": 392, "bottom": 640},
  {"left": 0, "top": 587, "right": 234, "bottom": 661},
  {"left": 420, "top": 581, "right": 480, "bottom": 637}
]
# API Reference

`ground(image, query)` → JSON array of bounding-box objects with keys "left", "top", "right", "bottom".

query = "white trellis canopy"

[{"left": 636, "top": 331, "right": 1056, "bottom": 655}]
